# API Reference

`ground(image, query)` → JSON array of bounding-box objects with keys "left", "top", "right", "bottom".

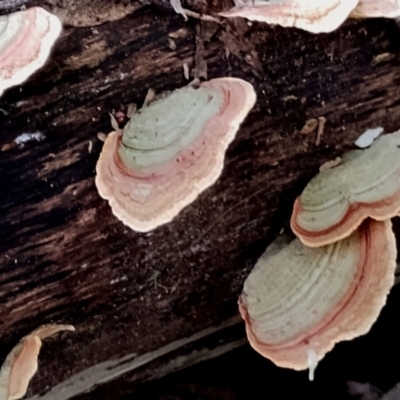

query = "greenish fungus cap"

[
  {"left": 95, "top": 77, "right": 256, "bottom": 232},
  {"left": 240, "top": 219, "right": 396, "bottom": 372},
  {"left": 291, "top": 130, "right": 400, "bottom": 247}
]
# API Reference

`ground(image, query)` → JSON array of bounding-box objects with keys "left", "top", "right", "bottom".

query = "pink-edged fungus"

[
  {"left": 95, "top": 77, "right": 256, "bottom": 232},
  {"left": 0, "top": 324, "right": 74, "bottom": 400},
  {"left": 290, "top": 130, "right": 400, "bottom": 247},
  {"left": 0, "top": 7, "right": 62, "bottom": 97},
  {"left": 240, "top": 219, "right": 396, "bottom": 374},
  {"left": 219, "top": 0, "right": 360, "bottom": 34},
  {"left": 350, "top": 0, "right": 400, "bottom": 18}
]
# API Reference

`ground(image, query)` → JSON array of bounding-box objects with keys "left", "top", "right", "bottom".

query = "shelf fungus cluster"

[
  {"left": 240, "top": 131, "right": 400, "bottom": 379},
  {"left": 219, "top": 0, "right": 400, "bottom": 33},
  {"left": 0, "top": 7, "right": 62, "bottom": 97},
  {"left": 95, "top": 77, "right": 256, "bottom": 232}
]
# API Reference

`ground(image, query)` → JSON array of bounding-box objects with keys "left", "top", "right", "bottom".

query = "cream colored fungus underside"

[
  {"left": 0, "top": 12, "right": 22, "bottom": 54},
  {"left": 220, "top": 0, "right": 359, "bottom": 34},
  {"left": 351, "top": 0, "right": 400, "bottom": 18}
]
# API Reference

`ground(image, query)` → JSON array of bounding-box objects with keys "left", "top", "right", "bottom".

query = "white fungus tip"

[
  {"left": 14, "top": 132, "right": 45, "bottom": 147},
  {"left": 307, "top": 348, "right": 318, "bottom": 381},
  {"left": 354, "top": 127, "right": 384, "bottom": 148}
]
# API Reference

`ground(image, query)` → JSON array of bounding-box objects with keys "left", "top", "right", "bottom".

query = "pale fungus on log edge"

[
  {"left": 290, "top": 131, "right": 400, "bottom": 247},
  {"left": 219, "top": 0, "right": 400, "bottom": 34},
  {"left": 0, "top": 324, "right": 74, "bottom": 400},
  {"left": 219, "top": 0, "right": 360, "bottom": 33},
  {"left": 95, "top": 77, "right": 256, "bottom": 233},
  {"left": 352, "top": 0, "right": 400, "bottom": 18},
  {"left": 240, "top": 219, "right": 396, "bottom": 377},
  {"left": 0, "top": 7, "right": 62, "bottom": 97}
]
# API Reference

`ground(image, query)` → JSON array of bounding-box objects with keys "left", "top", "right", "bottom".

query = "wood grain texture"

[{"left": 1, "top": 1, "right": 400, "bottom": 398}]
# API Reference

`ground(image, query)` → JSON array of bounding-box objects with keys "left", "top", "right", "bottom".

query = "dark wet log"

[{"left": 1, "top": 1, "right": 400, "bottom": 399}]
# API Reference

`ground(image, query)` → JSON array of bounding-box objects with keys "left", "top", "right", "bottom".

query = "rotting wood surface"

[{"left": 1, "top": 1, "right": 400, "bottom": 398}]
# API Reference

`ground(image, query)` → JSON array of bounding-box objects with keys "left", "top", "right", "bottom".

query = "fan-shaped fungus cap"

[
  {"left": 0, "top": 324, "right": 74, "bottom": 400},
  {"left": 0, "top": 7, "right": 62, "bottom": 97},
  {"left": 219, "top": 0, "right": 359, "bottom": 34},
  {"left": 350, "top": 0, "right": 400, "bottom": 18},
  {"left": 291, "top": 131, "right": 400, "bottom": 247},
  {"left": 240, "top": 219, "right": 396, "bottom": 372},
  {"left": 95, "top": 77, "right": 256, "bottom": 232}
]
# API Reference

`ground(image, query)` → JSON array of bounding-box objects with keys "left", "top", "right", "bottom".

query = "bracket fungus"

[
  {"left": 351, "top": 0, "right": 400, "bottom": 18},
  {"left": 95, "top": 77, "right": 256, "bottom": 232},
  {"left": 0, "top": 7, "right": 62, "bottom": 97},
  {"left": 291, "top": 131, "right": 400, "bottom": 247},
  {"left": 219, "top": 0, "right": 360, "bottom": 34},
  {"left": 240, "top": 219, "right": 396, "bottom": 373},
  {"left": 0, "top": 324, "right": 74, "bottom": 400}
]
